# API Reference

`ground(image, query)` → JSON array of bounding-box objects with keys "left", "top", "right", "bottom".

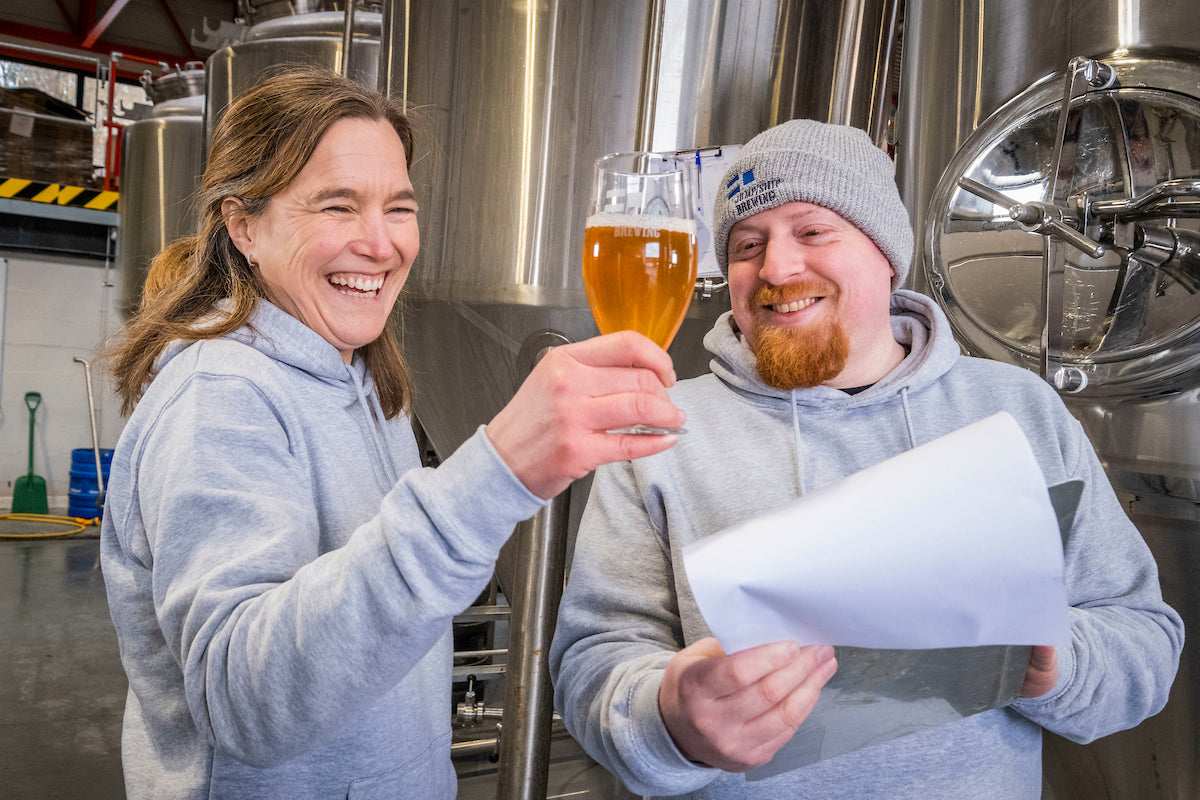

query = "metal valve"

[
  {"left": 1131, "top": 225, "right": 1200, "bottom": 293},
  {"left": 456, "top": 674, "right": 485, "bottom": 725}
]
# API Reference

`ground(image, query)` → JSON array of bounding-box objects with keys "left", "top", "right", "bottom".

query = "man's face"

[{"left": 727, "top": 201, "right": 897, "bottom": 389}]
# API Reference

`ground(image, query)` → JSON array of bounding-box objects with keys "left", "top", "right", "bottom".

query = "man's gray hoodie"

[
  {"left": 550, "top": 290, "right": 1183, "bottom": 799},
  {"left": 101, "top": 300, "right": 544, "bottom": 799}
]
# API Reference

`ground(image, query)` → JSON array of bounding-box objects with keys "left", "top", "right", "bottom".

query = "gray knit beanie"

[{"left": 713, "top": 119, "right": 913, "bottom": 290}]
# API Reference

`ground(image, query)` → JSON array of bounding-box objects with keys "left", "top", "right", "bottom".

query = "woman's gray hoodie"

[
  {"left": 101, "top": 300, "right": 544, "bottom": 799},
  {"left": 550, "top": 290, "right": 1183, "bottom": 799}
]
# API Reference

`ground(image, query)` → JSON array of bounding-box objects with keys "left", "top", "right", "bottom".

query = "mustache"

[{"left": 752, "top": 279, "right": 838, "bottom": 307}]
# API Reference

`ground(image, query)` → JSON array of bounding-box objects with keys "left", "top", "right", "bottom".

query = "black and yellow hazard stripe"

[{"left": 0, "top": 178, "right": 118, "bottom": 211}]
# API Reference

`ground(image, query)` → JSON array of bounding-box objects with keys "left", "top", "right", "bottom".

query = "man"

[{"left": 549, "top": 119, "right": 1183, "bottom": 799}]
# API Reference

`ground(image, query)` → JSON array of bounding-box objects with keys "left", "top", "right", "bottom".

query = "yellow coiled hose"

[{"left": 0, "top": 513, "right": 98, "bottom": 539}]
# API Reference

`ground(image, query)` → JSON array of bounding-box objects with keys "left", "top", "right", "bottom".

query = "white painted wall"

[{"left": 0, "top": 251, "right": 126, "bottom": 513}]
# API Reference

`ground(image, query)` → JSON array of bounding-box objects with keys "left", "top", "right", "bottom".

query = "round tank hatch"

[
  {"left": 140, "top": 64, "right": 206, "bottom": 104},
  {"left": 924, "top": 54, "right": 1200, "bottom": 397}
]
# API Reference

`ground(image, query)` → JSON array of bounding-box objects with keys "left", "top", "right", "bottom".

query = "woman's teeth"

[
  {"left": 771, "top": 297, "right": 818, "bottom": 313},
  {"left": 330, "top": 275, "right": 385, "bottom": 294}
]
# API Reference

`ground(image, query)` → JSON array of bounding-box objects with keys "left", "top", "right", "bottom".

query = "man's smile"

[{"left": 766, "top": 296, "right": 821, "bottom": 314}]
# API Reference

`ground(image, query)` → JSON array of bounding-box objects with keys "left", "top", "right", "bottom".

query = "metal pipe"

[
  {"left": 1090, "top": 178, "right": 1200, "bottom": 217},
  {"left": 341, "top": 1, "right": 358, "bottom": 77},
  {"left": 453, "top": 662, "right": 506, "bottom": 680},
  {"left": 460, "top": 704, "right": 563, "bottom": 724},
  {"left": 376, "top": 0, "right": 406, "bottom": 98},
  {"left": 454, "top": 604, "right": 512, "bottom": 624},
  {"left": 495, "top": 494, "right": 571, "bottom": 800},
  {"left": 869, "top": 0, "right": 904, "bottom": 151},
  {"left": 0, "top": 258, "right": 6, "bottom": 424},
  {"left": 452, "top": 737, "right": 500, "bottom": 757},
  {"left": 0, "top": 40, "right": 101, "bottom": 67},
  {"left": 103, "top": 54, "right": 120, "bottom": 191},
  {"left": 634, "top": 0, "right": 666, "bottom": 152},
  {"left": 72, "top": 357, "right": 105, "bottom": 505},
  {"left": 455, "top": 648, "right": 507, "bottom": 660}
]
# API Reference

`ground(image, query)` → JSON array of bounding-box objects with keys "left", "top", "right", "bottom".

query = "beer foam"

[{"left": 585, "top": 212, "right": 697, "bottom": 235}]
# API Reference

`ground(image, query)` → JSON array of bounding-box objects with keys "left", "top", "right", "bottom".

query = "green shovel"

[{"left": 12, "top": 392, "right": 48, "bottom": 514}]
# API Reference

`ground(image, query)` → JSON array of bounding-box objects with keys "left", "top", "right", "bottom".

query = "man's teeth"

[
  {"left": 330, "top": 275, "right": 385, "bottom": 292},
  {"left": 771, "top": 297, "right": 818, "bottom": 313}
]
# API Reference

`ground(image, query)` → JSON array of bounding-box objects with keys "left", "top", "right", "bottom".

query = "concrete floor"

[
  {"left": 0, "top": 534, "right": 629, "bottom": 800},
  {"left": 0, "top": 535, "right": 126, "bottom": 799}
]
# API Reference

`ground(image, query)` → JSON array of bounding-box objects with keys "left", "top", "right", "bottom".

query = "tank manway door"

[{"left": 924, "top": 53, "right": 1200, "bottom": 399}]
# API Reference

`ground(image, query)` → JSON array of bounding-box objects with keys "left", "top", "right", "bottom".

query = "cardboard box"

[{"left": 0, "top": 87, "right": 97, "bottom": 188}]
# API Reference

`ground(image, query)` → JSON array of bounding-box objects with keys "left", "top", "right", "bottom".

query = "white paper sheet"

[
  {"left": 677, "top": 145, "right": 741, "bottom": 279},
  {"left": 684, "top": 412, "right": 1069, "bottom": 652}
]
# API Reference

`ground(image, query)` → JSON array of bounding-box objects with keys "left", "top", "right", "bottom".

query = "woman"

[{"left": 101, "top": 66, "right": 684, "bottom": 799}]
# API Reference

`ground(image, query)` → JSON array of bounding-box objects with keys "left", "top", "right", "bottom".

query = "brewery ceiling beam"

[
  {"left": 79, "top": 0, "right": 97, "bottom": 34},
  {"left": 82, "top": 0, "right": 135, "bottom": 49},
  {"left": 52, "top": 0, "right": 77, "bottom": 31},
  {"left": 152, "top": 0, "right": 198, "bottom": 60}
]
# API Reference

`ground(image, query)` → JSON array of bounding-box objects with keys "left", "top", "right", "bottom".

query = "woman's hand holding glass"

[
  {"left": 486, "top": 332, "right": 685, "bottom": 500},
  {"left": 582, "top": 152, "right": 698, "bottom": 434}
]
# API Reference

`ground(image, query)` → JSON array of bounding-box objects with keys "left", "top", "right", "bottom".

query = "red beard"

[{"left": 750, "top": 282, "right": 850, "bottom": 389}]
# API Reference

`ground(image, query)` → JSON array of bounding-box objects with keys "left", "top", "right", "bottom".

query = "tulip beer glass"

[{"left": 583, "top": 152, "right": 698, "bottom": 434}]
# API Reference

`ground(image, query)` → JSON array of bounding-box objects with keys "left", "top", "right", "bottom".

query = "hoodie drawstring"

[
  {"left": 790, "top": 389, "right": 805, "bottom": 497},
  {"left": 348, "top": 365, "right": 400, "bottom": 489},
  {"left": 790, "top": 386, "right": 917, "bottom": 498},
  {"left": 898, "top": 386, "right": 917, "bottom": 449}
]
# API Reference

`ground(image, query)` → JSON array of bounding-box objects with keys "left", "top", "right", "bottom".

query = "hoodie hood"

[
  {"left": 704, "top": 289, "right": 960, "bottom": 411},
  {"left": 155, "top": 299, "right": 399, "bottom": 488},
  {"left": 156, "top": 299, "right": 358, "bottom": 388}
]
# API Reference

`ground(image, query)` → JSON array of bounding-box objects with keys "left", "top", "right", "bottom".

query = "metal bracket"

[{"left": 695, "top": 276, "right": 728, "bottom": 299}]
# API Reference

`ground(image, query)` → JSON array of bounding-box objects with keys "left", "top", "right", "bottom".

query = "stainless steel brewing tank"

[
  {"left": 896, "top": 2, "right": 1199, "bottom": 797},
  {"left": 204, "top": 11, "right": 381, "bottom": 135},
  {"left": 394, "top": 0, "right": 902, "bottom": 463},
  {"left": 115, "top": 89, "right": 205, "bottom": 318},
  {"left": 237, "top": 0, "right": 382, "bottom": 27}
]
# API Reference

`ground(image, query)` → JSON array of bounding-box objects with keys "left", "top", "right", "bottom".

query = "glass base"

[{"left": 605, "top": 425, "right": 687, "bottom": 435}]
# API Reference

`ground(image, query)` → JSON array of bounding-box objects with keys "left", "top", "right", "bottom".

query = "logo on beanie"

[{"left": 725, "top": 169, "right": 782, "bottom": 217}]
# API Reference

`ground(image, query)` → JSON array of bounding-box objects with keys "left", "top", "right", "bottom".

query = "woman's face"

[{"left": 228, "top": 117, "right": 419, "bottom": 362}]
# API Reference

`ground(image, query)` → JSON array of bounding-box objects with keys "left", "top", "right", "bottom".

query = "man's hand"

[
  {"left": 1020, "top": 645, "right": 1059, "bottom": 698},
  {"left": 658, "top": 637, "right": 837, "bottom": 772},
  {"left": 486, "top": 331, "right": 686, "bottom": 499}
]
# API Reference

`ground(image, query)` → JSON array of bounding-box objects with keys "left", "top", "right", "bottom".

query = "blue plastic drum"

[{"left": 68, "top": 447, "right": 114, "bottom": 520}]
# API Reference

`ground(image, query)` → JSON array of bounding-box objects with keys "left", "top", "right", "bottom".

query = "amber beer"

[{"left": 583, "top": 212, "right": 698, "bottom": 349}]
